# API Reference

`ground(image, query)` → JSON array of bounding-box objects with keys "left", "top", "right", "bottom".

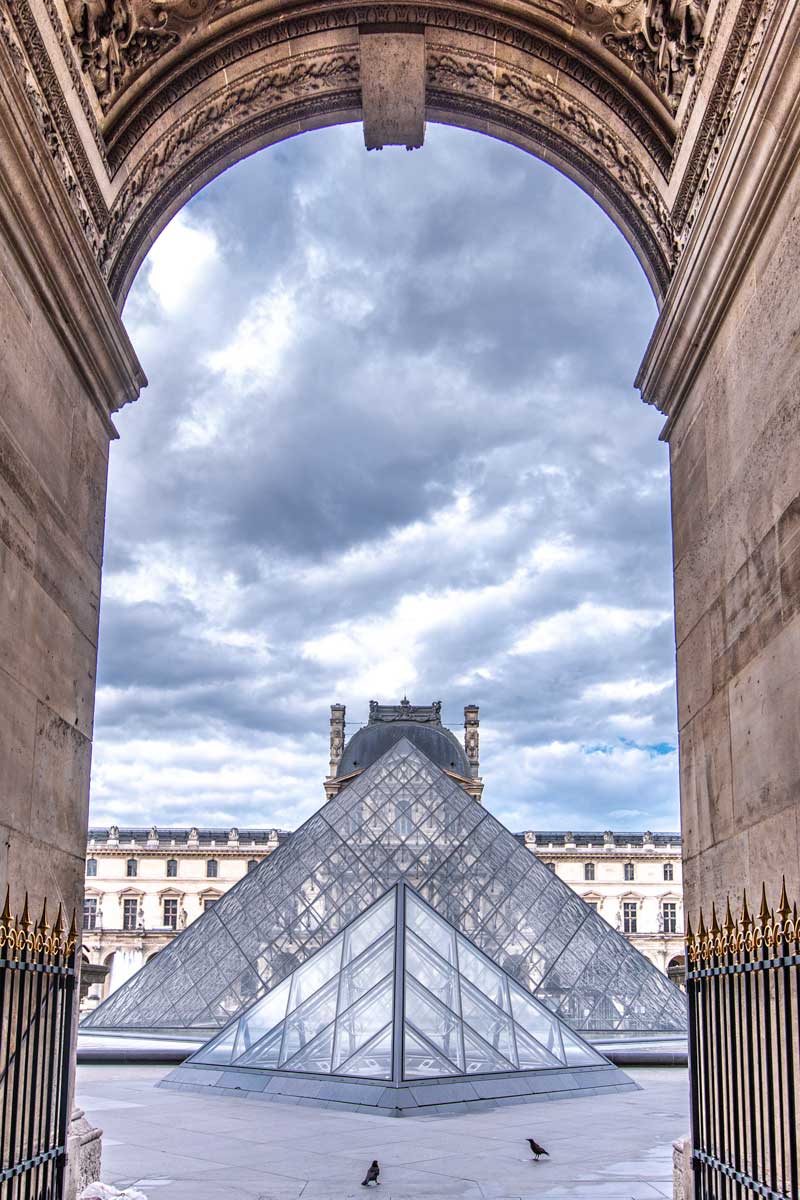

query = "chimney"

[
  {"left": 464, "top": 704, "right": 480, "bottom": 776},
  {"left": 329, "top": 703, "right": 346, "bottom": 777}
]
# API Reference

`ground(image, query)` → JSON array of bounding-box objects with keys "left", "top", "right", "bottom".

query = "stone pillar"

[
  {"left": 328, "top": 703, "right": 346, "bottom": 776},
  {"left": 637, "top": 6, "right": 800, "bottom": 921},
  {"left": 0, "top": 38, "right": 144, "bottom": 1192},
  {"left": 359, "top": 27, "right": 426, "bottom": 151},
  {"left": 464, "top": 705, "right": 480, "bottom": 775}
]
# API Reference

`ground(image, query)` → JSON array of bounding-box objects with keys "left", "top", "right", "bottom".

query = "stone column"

[{"left": 328, "top": 703, "right": 346, "bottom": 776}]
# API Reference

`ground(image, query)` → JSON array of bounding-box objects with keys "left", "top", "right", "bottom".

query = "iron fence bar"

[
  {"left": 783, "top": 946, "right": 798, "bottom": 1200},
  {"left": 0, "top": 1144, "right": 65, "bottom": 1183}
]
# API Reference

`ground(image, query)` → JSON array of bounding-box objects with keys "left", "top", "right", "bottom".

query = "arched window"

[
  {"left": 545, "top": 862, "right": 556, "bottom": 872},
  {"left": 126, "top": 858, "right": 137, "bottom": 877},
  {"left": 623, "top": 861, "right": 635, "bottom": 881},
  {"left": 206, "top": 859, "right": 218, "bottom": 878},
  {"left": 663, "top": 862, "right": 674, "bottom": 881},
  {"left": 584, "top": 862, "right": 595, "bottom": 881},
  {"left": 166, "top": 858, "right": 178, "bottom": 877},
  {"left": 247, "top": 859, "right": 258, "bottom": 872},
  {"left": 86, "top": 857, "right": 97, "bottom": 877}
]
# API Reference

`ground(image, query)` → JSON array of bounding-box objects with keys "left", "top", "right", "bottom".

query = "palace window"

[
  {"left": 663, "top": 862, "right": 674, "bottom": 882},
  {"left": 545, "top": 862, "right": 556, "bottom": 872},
  {"left": 86, "top": 857, "right": 97, "bottom": 877},
  {"left": 623, "top": 862, "right": 635, "bottom": 881},
  {"left": 623, "top": 901, "right": 638, "bottom": 934},
  {"left": 584, "top": 862, "right": 595, "bottom": 881},
  {"left": 662, "top": 901, "right": 678, "bottom": 934},
  {"left": 163, "top": 898, "right": 178, "bottom": 929},
  {"left": 83, "top": 897, "right": 98, "bottom": 930},
  {"left": 166, "top": 858, "right": 178, "bottom": 877},
  {"left": 247, "top": 859, "right": 258, "bottom": 873},
  {"left": 204, "top": 897, "right": 217, "bottom": 909},
  {"left": 122, "top": 898, "right": 138, "bottom": 930},
  {"left": 206, "top": 859, "right": 218, "bottom": 878},
  {"left": 585, "top": 901, "right": 598, "bottom": 913},
  {"left": 126, "top": 858, "right": 137, "bottom": 877}
]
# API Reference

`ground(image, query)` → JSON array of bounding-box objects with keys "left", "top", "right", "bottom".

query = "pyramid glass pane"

[
  {"left": 337, "top": 1025, "right": 394, "bottom": 1077},
  {"left": 462, "top": 1024, "right": 516, "bottom": 1074},
  {"left": 406, "top": 931, "right": 461, "bottom": 1012},
  {"left": 338, "top": 931, "right": 394, "bottom": 1012},
  {"left": 403, "top": 1026, "right": 460, "bottom": 1077},
  {"left": 88, "top": 738, "right": 685, "bottom": 1037},
  {"left": 405, "top": 978, "right": 465, "bottom": 1070},
  {"left": 458, "top": 979, "right": 518, "bottom": 1067},
  {"left": 283, "top": 1023, "right": 335, "bottom": 1073},
  {"left": 333, "top": 977, "right": 394, "bottom": 1069},
  {"left": 279, "top": 976, "right": 339, "bottom": 1066},
  {"left": 235, "top": 978, "right": 290, "bottom": 1057}
]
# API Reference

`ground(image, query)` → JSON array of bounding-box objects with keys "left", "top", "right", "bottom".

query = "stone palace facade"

[{"left": 81, "top": 823, "right": 684, "bottom": 1011}]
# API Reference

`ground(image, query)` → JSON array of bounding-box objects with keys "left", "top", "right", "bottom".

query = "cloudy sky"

[{"left": 89, "top": 122, "right": 679, "bottom": 836}]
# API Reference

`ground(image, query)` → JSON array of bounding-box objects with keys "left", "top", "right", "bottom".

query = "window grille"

[
  {"left": 83, "top": 897, "right": 98, "bottom": 930},
  {"left": 662, "top": 901, "right": 677, "bottom": 934},
  {"left": 623, "top": 902, "right": 637, "bottom": 933}
]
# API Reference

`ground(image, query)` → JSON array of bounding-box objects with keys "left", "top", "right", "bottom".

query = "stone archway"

[{"left": 0, "top": 0, "right": 798, "bottom": 1026}]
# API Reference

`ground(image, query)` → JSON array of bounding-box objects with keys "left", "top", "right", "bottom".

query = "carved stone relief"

[
  {"left": 66, "top": 0, "right": 215, "bottom": 110},
  {"left": 570, "top": 0, "right": 710, "bottom": 112},
  {"left": 0, "top": 1, "right": 105, "bottom": 250}
]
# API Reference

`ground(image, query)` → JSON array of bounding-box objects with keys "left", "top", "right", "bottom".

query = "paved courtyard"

[{"left": 76, "top": 1064, "right": 688, "bottom": 1200}]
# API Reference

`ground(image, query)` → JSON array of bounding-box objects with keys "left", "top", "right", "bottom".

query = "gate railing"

[
  {"left": 687, "top": 879, "right": 799, "bottom": 1200},
  {"left": 0, "top": 888, "right": 77, "bottom": 1200}
]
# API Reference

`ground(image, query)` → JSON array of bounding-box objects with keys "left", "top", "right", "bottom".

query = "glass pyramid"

[
  {"left": 186, "top": 883, "right": 610, "bottom": 1097},
  {"left": 84, "top": 737, "right": 685, "bottom": 1035}
]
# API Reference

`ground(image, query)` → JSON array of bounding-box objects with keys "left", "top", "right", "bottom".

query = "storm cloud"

[{"left": 90, "top": 122, "right": 678, "bottom": 836}]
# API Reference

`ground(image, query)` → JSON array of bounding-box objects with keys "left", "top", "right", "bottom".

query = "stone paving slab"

[{"left": 76, "top": 1064, "right": 688, "bottom": 1199}]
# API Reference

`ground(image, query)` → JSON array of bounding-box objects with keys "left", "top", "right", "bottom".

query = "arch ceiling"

[{"left": 2, "top": 0, "right": 765, "bottom": 316}]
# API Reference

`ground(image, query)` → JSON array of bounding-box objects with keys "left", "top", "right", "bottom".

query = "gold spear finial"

[
  {"left": 723, "top": 899, "right": 735, "bottom": 932},
  {"left": 1, "top": 886, "right": 11, "bottom": 926},
  {"left": 741, "top": 890, "right": 752, "bottom": 930},
  {"left": 777, "top": 877, "right": 791, "bottom": 922},
  {"left": 20, "top": 892, "right": 31, "bottom": 931},
  {"left": 758, "top": 882, "right": 771, "bottom": 926},
  {"left": 37, "top": 897, "right": 49, "bottom": 931}
]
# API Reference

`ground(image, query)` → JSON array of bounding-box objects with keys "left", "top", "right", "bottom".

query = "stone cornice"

[{"left": 636, "top": 0, "right": 800, "bottom": 424}]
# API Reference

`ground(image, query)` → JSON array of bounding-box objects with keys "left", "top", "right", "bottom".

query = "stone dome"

[{"left": 337, "top": 721, "right": 471, "bottom": 778}]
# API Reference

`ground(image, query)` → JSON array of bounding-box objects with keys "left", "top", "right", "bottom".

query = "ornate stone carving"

[
  {"left": 427, "top": 49, "right": 677, "bottom": 274},
  {"left": 571, "top": 0, "right": 709, "bottom": 112},
  {"left": 66, "top": 0, "right": 215, "bottom": 110},
  {"left": 0, "top": 3, "right": 104, "bottom": 251},
  {"left": 100, "top": 49, "right": 359, "bottom": 282},
  {"left": 672, "top": 0, "right": 777, "bottom": 235},
  {"left": 368, "top": 699, "right": 443, "bottom": 724},
  {"left": 106, "top": 5, "right": 671, "bottom": 177}
]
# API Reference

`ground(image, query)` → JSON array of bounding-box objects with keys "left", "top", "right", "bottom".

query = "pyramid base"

[{"left": 159, "top": 1061, "right": 638, "bottom": 1116}]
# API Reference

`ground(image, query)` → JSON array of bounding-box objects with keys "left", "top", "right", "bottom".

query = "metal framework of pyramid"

[
  {"left": 161, "top": 883, "right": 635, "bottom": 1114},
  {"left": 84, "top": 737, "right": 686, "bottom": 1036}
]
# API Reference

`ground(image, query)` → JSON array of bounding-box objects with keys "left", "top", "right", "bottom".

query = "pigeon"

[
  {"left": 527, "top": 1138, "right": 549, "bottom": 1160},
  {"left": 361, "top": 1160, "right": 381, "bottom": 1186}
]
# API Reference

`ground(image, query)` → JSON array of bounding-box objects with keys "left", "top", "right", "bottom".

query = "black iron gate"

[
  {"left": 687, "top": 879, "right": 799, "bottom": 1200},
  {"left": 0, "top": 889, "right": 77, "bottom": 1200}
]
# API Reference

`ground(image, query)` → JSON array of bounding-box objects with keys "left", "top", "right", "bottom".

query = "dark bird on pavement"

[
  {"left": 361, "top": 1160, "right": 380, "bottom": 1186},
  {"left": 527, "top": 1138, "right": 549, "bottom": 1160}
]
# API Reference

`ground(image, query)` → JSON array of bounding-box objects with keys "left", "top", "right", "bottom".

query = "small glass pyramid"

[{"left": 188, "top": 883, "right": 608, "bottom": 1094}]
